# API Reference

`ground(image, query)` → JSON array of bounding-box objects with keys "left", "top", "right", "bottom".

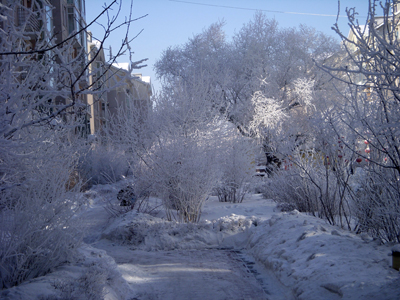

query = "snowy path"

[
  {"left": 97, "top": 244, "right": 267, "bottom": 300},
  {"left": 90, "top": 236, "right": 296, "bottom": 300},
  {"left": 76, "top": 190, "right": 295, "bottom": 300}
]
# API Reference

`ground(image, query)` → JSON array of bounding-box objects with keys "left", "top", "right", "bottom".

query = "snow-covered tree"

[
  {"left": 319, "top": 0, "right": 400, "bottom": 242},
  {"left": 155, "top": 12, "right": 339, "bottom": 168},
  {"left": 112, "top": 82, "right": 223, "bottom": 222}
]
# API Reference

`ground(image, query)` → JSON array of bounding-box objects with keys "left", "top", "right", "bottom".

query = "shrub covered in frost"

[
  {"left": 0, "top": 134, "right": 85, "bottom": 289},
  {"left": 78, "top": 146, "right": 131, "bottom": 187}
]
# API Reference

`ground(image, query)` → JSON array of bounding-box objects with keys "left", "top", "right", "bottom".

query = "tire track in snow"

[{"left": 225, "top": 249, "right": 295, "bottom": 300}]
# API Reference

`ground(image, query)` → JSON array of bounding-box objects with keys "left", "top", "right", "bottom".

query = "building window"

[
  {"left": 63, "top": 6, "right": 67, "bottom": 27},
  {"left": 67, "top": 3, "right": 86, "bottom": 49},
  {"left": 45, "top": 4, "right": 53, "bottom": 34},
  {"left": 67, "top": 7, "right": 75, "bottom": 34},
  {"left": 101, "top": 102, "right": 109, "bottom": 111},
  {"left": 67, "top": 0, "right": 82, "bottom": 13}
]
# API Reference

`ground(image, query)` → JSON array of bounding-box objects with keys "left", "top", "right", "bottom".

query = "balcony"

[{"left": 17, "top": 8, "right": 41, "bottom": 33}]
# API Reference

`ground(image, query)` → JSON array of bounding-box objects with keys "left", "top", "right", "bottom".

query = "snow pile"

[
  {"left": 1, "top": 184, "right": 132, "bottom": 300},
  {"left": 248, "top": 210, "right": 400, "bottom": 300},
  {"left": 101, "top": 211, "right": 261, "bottom": 251},
  {"left": 201, "top": 194, "right": 276, "bottom": 221},
  {"left": 1, "top": 244, "right": 132, "bottom": 300}
]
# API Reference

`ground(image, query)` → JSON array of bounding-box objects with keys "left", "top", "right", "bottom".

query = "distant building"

[
  {"left": 87, "top": 34, "right": 152, "bottom": 137},
  {"left": 346, "top": 1, "right": 400, "bottom": 86},
  {"left": 106, "top": 66, "right": 152, "bottom": 123}
]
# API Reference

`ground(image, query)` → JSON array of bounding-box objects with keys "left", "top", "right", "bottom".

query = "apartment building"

[
  {"left": 50, "top": 0, "right": 90, "bottom": 135},
  {"left": 86, "top": 33, "right": 152, "bottom": 137},
  {"left": 50, "top": 0, "right": 87, "bottom": 82},
  {"left": 1, "top": 0, "right": 151, "bottom": 138},
  {"left": 106, "top": 65, "right": 152, "bottom": 123}
]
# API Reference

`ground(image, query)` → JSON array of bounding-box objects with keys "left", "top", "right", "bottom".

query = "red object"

[
  {"left": 365, "top": 148, "right": 371, "bottom": 153},
  {"left": 338, "top": 154, "right": 343, "bottom": 158},
  {"left": 356, "top": 158, "right": 362, "bottom": 163},
  {"left": 364, "top": 140, "right": 369, "bottom": 145}
]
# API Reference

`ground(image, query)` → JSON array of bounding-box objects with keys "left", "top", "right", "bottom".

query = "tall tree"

[{"left": 155, "top": 12, "right": 340, "bottom": 168}]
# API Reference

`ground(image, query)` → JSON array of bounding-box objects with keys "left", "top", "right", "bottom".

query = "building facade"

[{"left": 0, "top": 0, "right": 151, "bottom": 139}]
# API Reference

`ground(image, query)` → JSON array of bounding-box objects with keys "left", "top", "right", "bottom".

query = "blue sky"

[{"left": 85, "top": 0, "right": 368, "bottom": 92}]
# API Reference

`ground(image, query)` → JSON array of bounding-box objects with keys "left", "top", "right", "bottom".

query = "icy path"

[{"left": 95, "top": 244, "right": 266, "bottom": 300}]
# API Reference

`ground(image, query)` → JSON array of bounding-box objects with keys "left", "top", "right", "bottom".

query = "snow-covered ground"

[{"left": 1, "top": 183, "right": 399, "bottom": 300}]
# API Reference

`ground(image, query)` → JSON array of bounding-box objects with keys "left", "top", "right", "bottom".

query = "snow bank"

[
  {"left": 101, "top": 211, "right": 262, "bottom": 251},
  {"left": 1, "top": 181, "right": 132, "bottom": 300},
  {"left": 248, "top": 211, "right": 400, "bottom": 300},
  {"left": 0, "top": 244, "right": 133, "bottom": 300}
]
